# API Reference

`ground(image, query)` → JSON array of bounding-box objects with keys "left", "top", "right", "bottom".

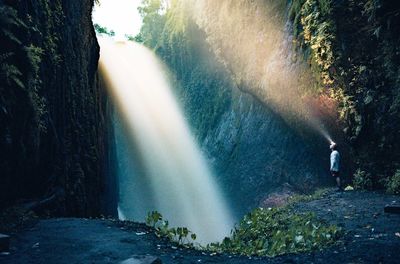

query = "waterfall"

[{"left": 98, "top": 38, "right": 234, "bottom": 244}]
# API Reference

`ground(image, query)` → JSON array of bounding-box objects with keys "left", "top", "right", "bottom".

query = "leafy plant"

[
  {"left": 93, "top": 23, "right": 115, "bottom": 36},
  {"left": 206, "top": 207, "right": 341, "bottom": 257},
  {"left": 353, "top": 168, "right": 373, "bottom": 190},
  {"left": 145, "top": 211, "right": 197, "bottom": 246},
  {"left": 124, "top": 34, "right": 141, "bottom": 43},
  {"left": 386, "top": 169, "right": 400, "bottom": 195},
  {"left": 145, "top": 211, "right": 163, "bottom": 227},
  {"left": 287, "top": 188, "right": 331, "bottom": 205},
  {"left": 145, "top": 199, "right": 340, "bottom": 256}
]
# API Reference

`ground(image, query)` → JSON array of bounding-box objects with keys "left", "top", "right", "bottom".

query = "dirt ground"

[{"left": 1, "top": 190, "right": 399, "bottom": 264}]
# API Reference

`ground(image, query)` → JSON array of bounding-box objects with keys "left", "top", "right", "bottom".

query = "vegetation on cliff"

[
  {"left": 0, "top": 2, "right": 58, "bottom": 205},
  {"left": 94, "top": 23, "right": 115, "bottom": 36},
  {"left": 289, "top": 0, "right": 400, "bottom": 191},
  {"left": 134, "top": 0, "right": 400, "bottom": 193},
  {"left": 132, "top": 0, "right": 331, "bottom": 217},
  {"left": 134, "top": 0, "right": 233, "bottom": 141},
  {"left": 0, "top": 0, "right": 111, "bottom": 216}
]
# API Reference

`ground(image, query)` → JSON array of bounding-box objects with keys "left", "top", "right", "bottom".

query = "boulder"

[
  {"left": 384, "top": 205, "right": 400, "bottom": 214},
  {"left": 0, "top": 234, "right": 10, "bottom": 252},
  {"left": 120, "top": 255, "right": 162, "bottom": 264}
]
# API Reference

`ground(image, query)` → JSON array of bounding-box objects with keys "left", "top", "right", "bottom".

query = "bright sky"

[{"left": 92, "top": 0, "right": 143, "bottom": 38}]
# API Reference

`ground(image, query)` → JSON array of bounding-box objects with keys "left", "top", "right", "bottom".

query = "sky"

[{"left": 92, "top": 0, "right": 143, "bottom": 38}]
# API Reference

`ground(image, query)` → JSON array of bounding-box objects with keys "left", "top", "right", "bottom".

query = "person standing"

[{"left": 330, "top": 142, "right": 342, "bottom": 191}]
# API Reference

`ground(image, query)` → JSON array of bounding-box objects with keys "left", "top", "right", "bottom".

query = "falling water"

[{"left": 98, "top": 38, "right": 234, "bottom": 244}]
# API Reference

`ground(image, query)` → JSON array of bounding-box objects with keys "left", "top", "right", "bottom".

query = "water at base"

[{"left": 98, "top": 38, "right": 234, "bottom": 244}]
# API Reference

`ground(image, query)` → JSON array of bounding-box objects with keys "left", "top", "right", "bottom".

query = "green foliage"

[
  {"left": 0, "top": 6, "right": 25, "bottom": 44},
  {"left": 287, "top": 188, "right": 331, "bottom": 205},
  {"left": 145, "top": 210, "right": 163, "bottom": 227},
  {"left": 0, "top": 6, "right": 26, "bottom": 88},
  {"left": 289, "top": 0, "right": 400, "bottom": 181},
  {"left": 40, "top": 0, "right": 63, "bottom": 66},
  {"left": 290, "top": 0, "right": 336, "bottom": 90},
  {"left": 136, "top": 0, "right": 167, "bottom": 48},
  {"left": 25, "top": 44, "right": 47, "bottom": 132},
  {"left": 353, "top": 168, "right": 373, "bottom": 190},
  {"left": 145, "top": 206, "right": 340, "bottom": 257},
  {"left": 25, "top": 44, "right": 43, "bottom": 73},
  {"left": 94, "top": 23, "right": 115, "bottom": 36},
  {"left": 302, "top": 0, "right": 336, "bottom": 87},
  {"left": 138, "top": 0, "right": 165, "bottom": 17},
  {"left": 125, "top": 34, "right": 143, "bottom": 43},
  {"left": 386, "top": 169, "right": 400, "bottom": 195},
  {"left": 0, "top": 56, "right": 24, "bottom": 88},
  {"left": 206, "top": 207, "right": 341, "bottom": 257},
  {"left": 145, "top": 211, "right": 197, "bottom": 246}
]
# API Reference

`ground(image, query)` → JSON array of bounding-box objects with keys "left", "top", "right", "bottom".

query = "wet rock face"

[
  {"left": 138, "top": 18, "right": 330, "bottom": 216},
  {"left": 0, "top": 0, "right": 112, "bottom": 217},
  {"left": 200, "top": 89, "right": 328, "bottom": 216},
  {"left": 164, "top": 25, "right": 329, "bottom": 217}
]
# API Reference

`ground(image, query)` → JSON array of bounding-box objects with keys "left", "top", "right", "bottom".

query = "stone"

[
  {"left": 0, "top": 234, "right": 10, "bottom": 252},
  {"left": 384, "top": 205, "right": 400, "bottom": 214},
  {"left": 119, "top": 255, "right": 162, "bottom": 264}
]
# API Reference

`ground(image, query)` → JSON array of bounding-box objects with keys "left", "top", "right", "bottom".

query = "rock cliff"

[{"left": 0, "top": 0, "right": 114, "bottom": 216}]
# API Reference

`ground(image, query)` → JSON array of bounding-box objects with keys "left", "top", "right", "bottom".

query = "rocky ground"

[{"left": 1, "top": 190, "right": 399, "bottom": 264}]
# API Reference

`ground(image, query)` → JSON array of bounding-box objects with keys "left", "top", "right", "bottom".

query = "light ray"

[{"left": 99, "top": 38, "right": 234, "bottom": 244}]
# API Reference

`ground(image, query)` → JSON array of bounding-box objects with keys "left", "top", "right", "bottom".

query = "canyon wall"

[{"left": 0, "top": 0, "right": 114, "bottom": 216}]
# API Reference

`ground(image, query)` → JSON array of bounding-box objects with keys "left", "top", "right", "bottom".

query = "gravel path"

[{"left": 1, "top": 191, "right": 399, "bottom": 263}]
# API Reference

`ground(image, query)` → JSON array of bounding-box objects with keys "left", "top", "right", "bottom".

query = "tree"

[
  {"left": 135, "top": 0, "right": 167, "bottom": 48},
  {"left": 93, "top": 23, "right": 115, "bottom": 36}
]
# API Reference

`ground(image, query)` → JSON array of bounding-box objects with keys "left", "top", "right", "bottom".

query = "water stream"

[{"left": 98, "top": 38, "right": 234, "bottom": 244}]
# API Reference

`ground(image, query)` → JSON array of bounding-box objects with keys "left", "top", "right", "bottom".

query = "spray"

[
  {"left": 192, "top": 0, "right": 336, "bottom": 145},
  {"left": 98, "top": 38, "right": 234, "bottom": 244}
]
